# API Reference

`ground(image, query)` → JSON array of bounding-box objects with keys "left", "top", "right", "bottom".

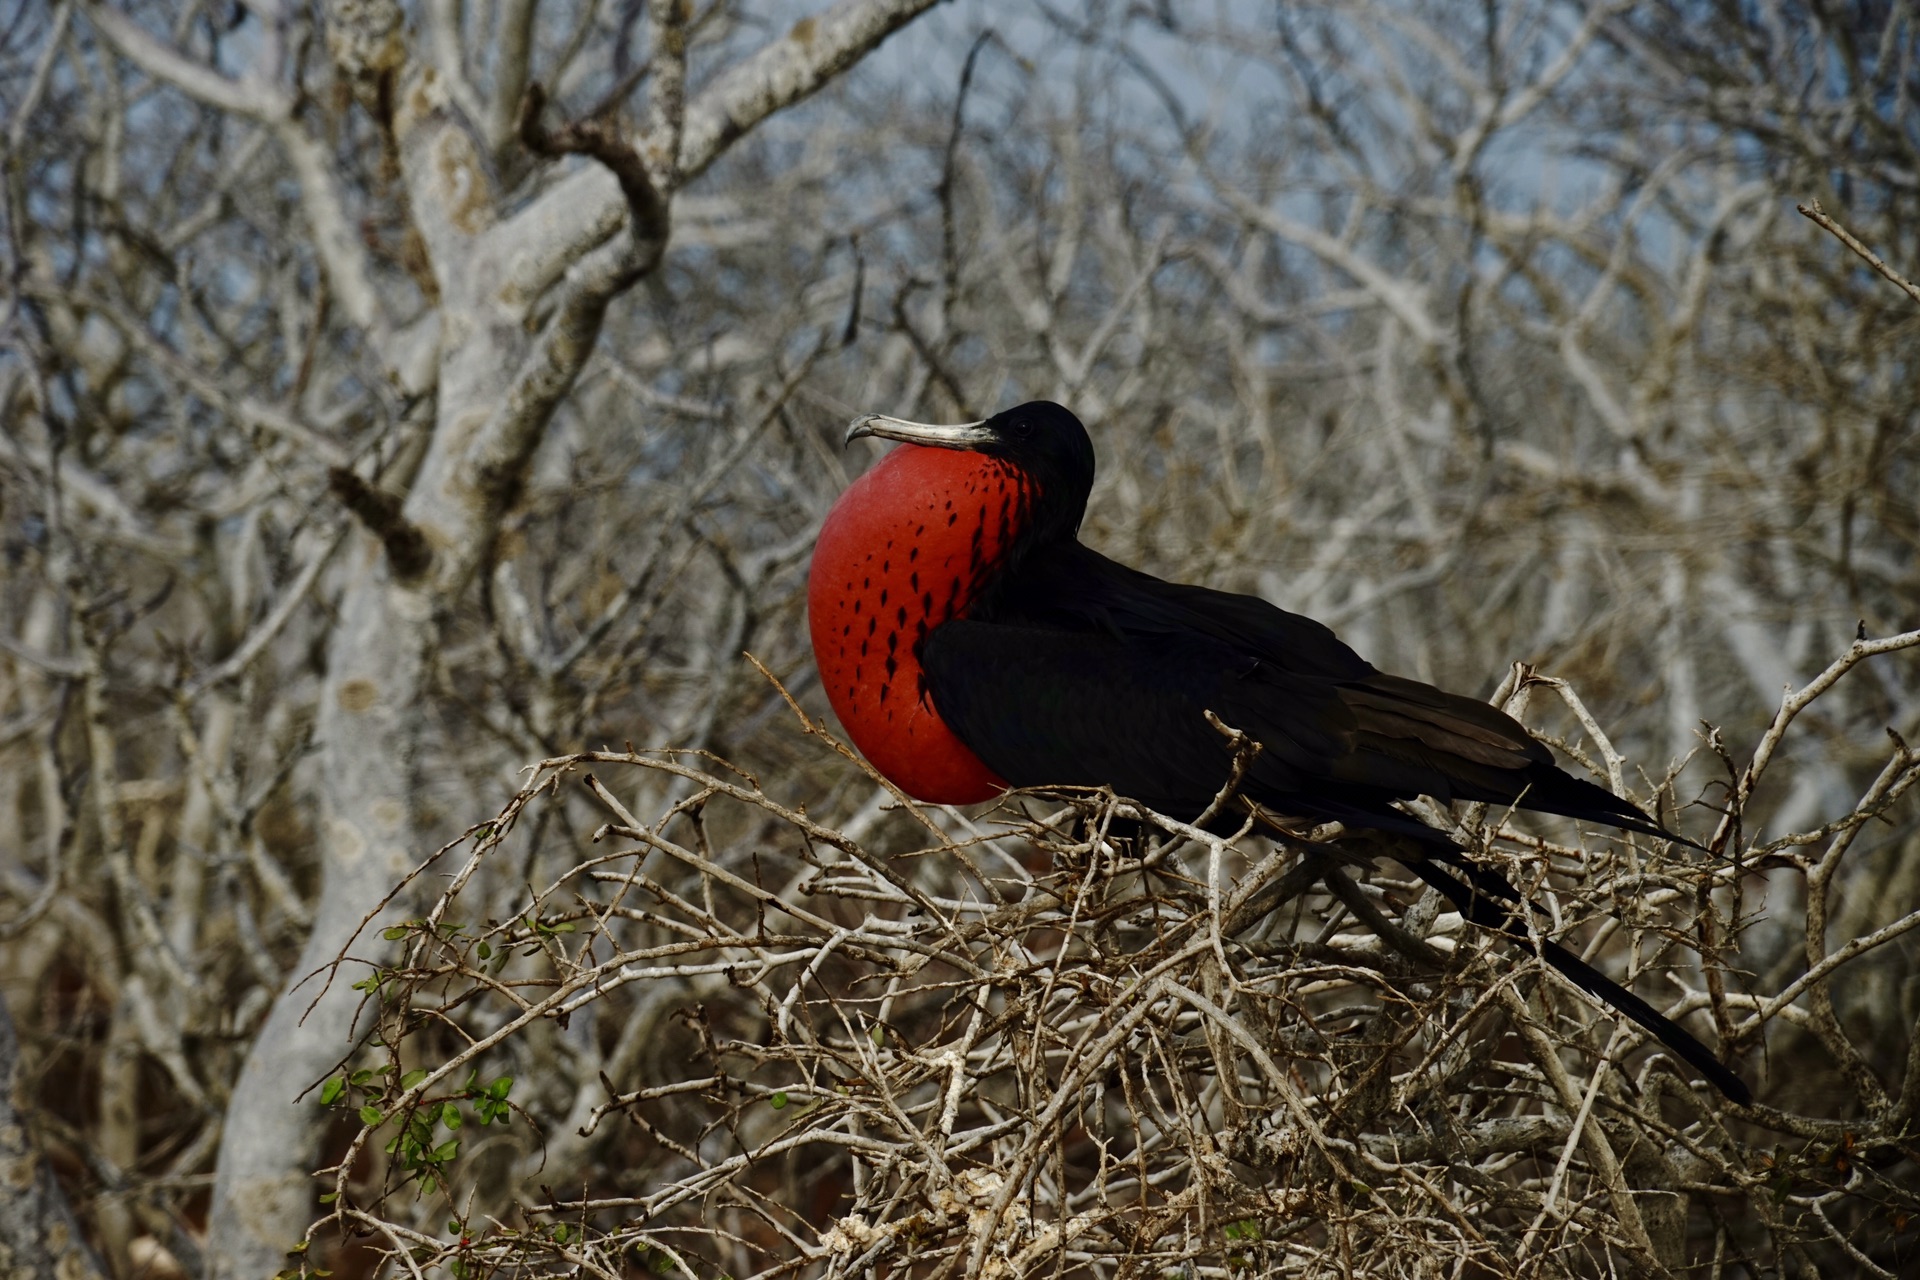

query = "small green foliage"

[
  {"left": 312, "top": 1056, "right": 510, "bottom": 1205},
  {"left": 368, "top": 1089, "right": 473, "bottom": 1198},
  {"left": 476, "top": 941, "right": 491, "bottom": 960},
  {"left": 552, "top": 1223, "right": 571, "bottom": 1244},
  {"left": 472, "top": 1074, "right": 514, "bottom": 1125},
  {"left": 769, "top": 1092, "right": 788, "bottom": 1109},
  {"left": 1224, "top": 1218, "right": 1262, "bottom": 1242}
]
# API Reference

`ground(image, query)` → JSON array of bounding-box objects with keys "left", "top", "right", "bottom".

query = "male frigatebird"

[{"left": 807, "top": 400, "right": 1749, "bottom": 1104}]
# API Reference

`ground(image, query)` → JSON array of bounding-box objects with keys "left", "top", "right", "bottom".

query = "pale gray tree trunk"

[{"left": 200, "top": 2, "right": 938, "bottom": 1274}]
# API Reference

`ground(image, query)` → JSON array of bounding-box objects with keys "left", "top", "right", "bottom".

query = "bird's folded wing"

[
  {"left": 922, "top": 619, "right": 1491, "bottom": 824},
  {"left": 920, "top": 621, "right": 1322, "bottom": 816}
]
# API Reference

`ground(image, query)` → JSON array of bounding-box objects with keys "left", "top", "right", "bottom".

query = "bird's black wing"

[
  {"left": 918, "top": 620, "right": 1284, "bottom": 817},
  {"left": 984, "top": 543, "right": 1673, "bottom": 839},
  {"left": 920, "top": 616, "right": 1458, "bottom": 840}
]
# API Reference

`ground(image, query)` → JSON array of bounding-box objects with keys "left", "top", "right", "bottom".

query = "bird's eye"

[{"left": 1010, "top": 420, "right": 1035, "bottom": 439}]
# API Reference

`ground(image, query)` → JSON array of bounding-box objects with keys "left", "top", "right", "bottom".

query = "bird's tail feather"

[{"left": 1403, "top": 857, "right": 1750, "bottom": 1105}]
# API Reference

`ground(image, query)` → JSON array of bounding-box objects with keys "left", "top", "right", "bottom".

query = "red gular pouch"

[{"left": 807, "top": 442, "right": 1035, "bottom": 804}]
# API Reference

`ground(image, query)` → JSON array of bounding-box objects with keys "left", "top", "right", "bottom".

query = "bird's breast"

[{"left": 807, "top": 444, "right": 1030, "bottom": 803}]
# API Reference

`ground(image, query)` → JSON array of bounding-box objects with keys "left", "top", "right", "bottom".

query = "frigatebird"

[{"left": 806, "top": 400, "right": 1749, "bottom": 1104}]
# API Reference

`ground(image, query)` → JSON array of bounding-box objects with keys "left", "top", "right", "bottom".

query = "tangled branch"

[{"left": 297, "top": 643, "right": 1920, "bottom": 1277}]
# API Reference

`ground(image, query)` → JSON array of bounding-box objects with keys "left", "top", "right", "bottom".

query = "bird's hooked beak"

[{"left": 845, "top": 413, "right": 996, "bottom": 450}]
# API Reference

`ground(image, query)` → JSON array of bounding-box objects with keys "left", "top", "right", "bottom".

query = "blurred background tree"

[{"left": 1, "top": 1, "right": 1915, "bottom": 1276}]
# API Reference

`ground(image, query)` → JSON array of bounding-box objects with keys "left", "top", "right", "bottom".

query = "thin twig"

[{"left": 1797, "top": 200, "right": 1920, "bottom": 306}]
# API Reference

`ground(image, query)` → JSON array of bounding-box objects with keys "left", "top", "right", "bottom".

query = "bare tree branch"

[{"left": 1798, "top": 199, "right": 1920, "bottom": 306}]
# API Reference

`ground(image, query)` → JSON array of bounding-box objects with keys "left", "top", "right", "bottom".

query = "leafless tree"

[{"left": 1, "top": 1, "right": 1916, "bottom": 1277}]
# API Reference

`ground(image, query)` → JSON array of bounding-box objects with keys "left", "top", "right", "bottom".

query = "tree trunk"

[{"left": 204, "top": 4, "right": 939, "bottom": 1272}]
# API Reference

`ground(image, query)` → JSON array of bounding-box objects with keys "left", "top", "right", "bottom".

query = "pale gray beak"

[{"left": 845, "top": 413, "right": 996, "bottom": 450}]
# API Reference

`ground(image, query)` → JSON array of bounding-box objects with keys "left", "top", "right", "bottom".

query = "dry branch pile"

[{"left": 309, "top": 647, "right": 1920, "bottom": 1278}]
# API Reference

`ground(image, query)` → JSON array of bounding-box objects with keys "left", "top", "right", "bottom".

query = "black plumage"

[
  {"left": 926, "top": 540, "right": 1671, "bottom": 843},
  {"left": 837, "top": 400, "right": 1749, "bottom": 1104}
]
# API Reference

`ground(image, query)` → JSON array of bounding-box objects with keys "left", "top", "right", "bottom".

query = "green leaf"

[
  {"left": 488, "top": 1076, "right": 514, "bottom": 1099},
  {"left": 359, "top": 1104, "right": 383, "bottom": 1126},
  {"left": 553, "top": 1223, "right": 571, "bottom": 1244},
  {"left": 419, "top": 1175, "right": 436, "bottom": 1195},
  {"left": 770, "top": 1092, "right": 788, "bottom": 1110},
  {"left": 433, "top": 1140, "right": 460, "bottom": 1162},
  {"left": 442, "top": 1102, "right": 462, "bottom": 1129},
  {"left": 351, "top": 1069, "right": 375, "bottom": 1086},
  {"left": 869, "top": 1024, "right": 885, "bottom": 1046},
  {"left": 318, "top": 1191, "right": 338, "bottom": 1204},
  {"left": 476, "top": 941, "right": 491, "bottom": 960},
  {"left": 319, "top": 1075, "right": 345, "bottom": 1106},
  {"left": 401, "top": 1068, "right": 429, "bottom": 1090},
  {"left": 382, "top": 926, "right": 410, "bottom": 940},
  {"left": 550, "top": 921, "right": 575, "bottom": 933}
]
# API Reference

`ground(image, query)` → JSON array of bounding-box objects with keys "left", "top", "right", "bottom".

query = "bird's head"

[{"left": 844, "top": 400, "right": 1095, "bottom": 540}]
